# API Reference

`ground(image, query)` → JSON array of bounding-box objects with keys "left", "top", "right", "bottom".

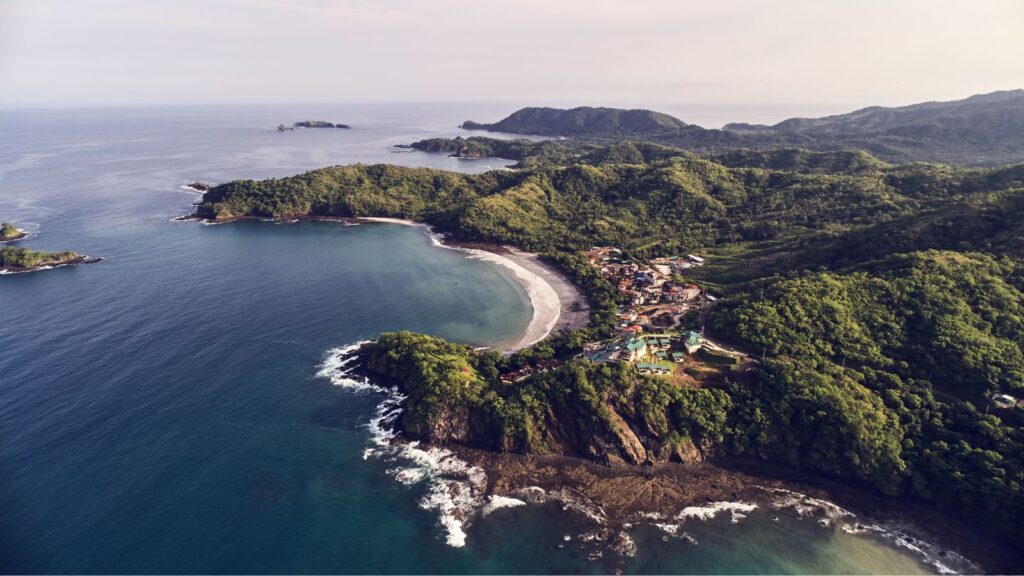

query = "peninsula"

[{"left": 190, "top": 95, "right": 1024, "bottom": 569}]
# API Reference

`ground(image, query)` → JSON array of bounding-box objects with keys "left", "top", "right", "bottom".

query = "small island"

[
  {"left": 1, "top": 245, "right": 100, "bottom": 274},
  {"left": 278, "top": 120, "right": 351, "bottom": 131},
  {"left": 1, "top": 222, "right": 29, "bottom": 242}
]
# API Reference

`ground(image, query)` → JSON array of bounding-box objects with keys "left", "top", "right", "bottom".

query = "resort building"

[
  {"left": 625, "top": 337, "right": 648, "bottom": 362},
  {"left": 637, "top": 363, "right": 671, "bottom": 375},
  {"left": 682, "top": 330, "right": 703, "bottom": 354}
]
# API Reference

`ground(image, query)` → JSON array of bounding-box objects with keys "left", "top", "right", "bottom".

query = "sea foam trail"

[
  {"left": 317, "top": 343, "right": 487, "bottom": 547},
  {"left": 764, "top": 488, "right": 980, "bottom": 575}
]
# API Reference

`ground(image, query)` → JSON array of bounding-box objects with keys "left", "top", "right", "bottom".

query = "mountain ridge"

[{"left": 460, "top": 90, "right": 1024, "bottom": 166}]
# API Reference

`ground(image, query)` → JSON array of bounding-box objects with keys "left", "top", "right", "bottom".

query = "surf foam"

[{"left": 317, "top": 342, "right": 488, "bottom": 548}]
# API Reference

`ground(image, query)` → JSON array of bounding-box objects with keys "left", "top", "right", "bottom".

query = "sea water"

[{"left": 0, "top": 104, "right": 952, "bottom": 573}]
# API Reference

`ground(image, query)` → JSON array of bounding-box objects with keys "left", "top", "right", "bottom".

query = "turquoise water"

[{"left": 0, "top": 105, "right": 948, "bottom": 573}]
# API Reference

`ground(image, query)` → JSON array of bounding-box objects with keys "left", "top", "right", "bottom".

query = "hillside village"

[{"left": 502, "top": 247, "right": 747, "bottom": 386}]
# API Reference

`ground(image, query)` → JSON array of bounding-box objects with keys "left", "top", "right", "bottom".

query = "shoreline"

[
  {"left": 352, "top": 217, "right": 589, "bottom": 352},
  {"left": 454, "top": 448, "right": 1016, "bottom": 575},
  {"left": 202, "top": 212, "right": 1013, "bottom": 572},
  {"left": 322, "top": 344, "right": 1013, "bottom": 573},
  {"left": 183, "top": 213, "right": 588, "bottom": 352}
]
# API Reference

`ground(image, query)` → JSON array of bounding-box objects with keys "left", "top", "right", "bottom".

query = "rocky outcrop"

[{"left": 605, "top": 407, "right": 648, "bottom": 465}]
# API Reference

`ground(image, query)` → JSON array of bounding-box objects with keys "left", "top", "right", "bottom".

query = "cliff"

[{"left": 359, "top": 332, "right": 725, "bottom": 466}]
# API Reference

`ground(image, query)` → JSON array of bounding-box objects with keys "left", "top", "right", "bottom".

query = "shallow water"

[{"left": 0, "top": 104, "right": 948, "bottom": 573}]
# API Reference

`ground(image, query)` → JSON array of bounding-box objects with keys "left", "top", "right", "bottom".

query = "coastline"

[
  {"left": 185, "top": 213, "right": 588, "bottom": 351},
  {"left": 357, "top": 217, "right": 588, "bottom": 352},
  {"left": 455, "top": 448, "right": 1015, "bottom": 575},
  {"left": 199, "top": 212, "right": 1013, "bottom": 572}
]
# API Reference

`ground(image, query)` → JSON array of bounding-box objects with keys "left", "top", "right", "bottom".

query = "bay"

[{"left": 0, "top": 104, "right": 941, "bottom": 574}]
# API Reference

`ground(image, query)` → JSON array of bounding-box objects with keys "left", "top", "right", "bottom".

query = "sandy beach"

[{"left": 359, "top": 217, "right": 588, "bottom": 352}]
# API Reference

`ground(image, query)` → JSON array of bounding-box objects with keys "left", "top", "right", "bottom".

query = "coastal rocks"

[
  {"left": 672, "top": 438, "right": 705, "bottom": 464},
  {"left": 605, "top": 407, "right": 649, "bottom": 465}
]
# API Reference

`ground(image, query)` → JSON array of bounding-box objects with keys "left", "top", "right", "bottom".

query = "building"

[
  {"left": 625, "top": 337, "right": 647, "bottom": 362},
  {"left": 683, "top": 330, "right": 703, "bottom": 354},
  {"left": 637, "top": 363, "right": 670, "bottom": 375},
  {"left": 680, "top": 284, "right": 701, "bottom": 300},
  {"left": 619, "top": 324, "right": 643, "bottom": 336},
  {"left": 993, "top": 393, "right": 1018, "bottom": 409}
]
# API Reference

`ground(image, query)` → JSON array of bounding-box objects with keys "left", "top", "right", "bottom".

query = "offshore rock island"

[
  {"left": 277, "top": 120, "right": 351, "bottom": 131},
  {"left": 0, "top": 221, "right": 101, "bottom": 274},
  {"left": 190, "top": 93, "right": 1024, "bottom": 571},
  {"left": 1, "top": 222, "right": 29, "bottom": 241},
  {"left": 0, "top": 245, "right": 100, "bottom": 274}
]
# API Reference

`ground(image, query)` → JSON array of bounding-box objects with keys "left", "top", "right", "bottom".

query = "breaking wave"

[
  {"left": 764, "top": 488, "right": 980, "bottom": 575},
  {"left": 317, "top": 342, "right": 487, "bottom": 547}
]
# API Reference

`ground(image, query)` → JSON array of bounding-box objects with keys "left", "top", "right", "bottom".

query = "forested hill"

[
  {"left": 194, "top": 144, "right": 1024, "bottom": 551},
  {"left": 462, "top": 106, "right": 690, "bottom": 136},
  {"left": 460, "top": 90, "right": 1024, "bottom": 166},
  {"left": 194, "top": 147, "right": 1024, "bottom": 263}
]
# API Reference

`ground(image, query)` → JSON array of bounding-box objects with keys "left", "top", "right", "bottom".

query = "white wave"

[
  {"left": 316, "top": 342, "right": 487, "bottom": 548},
  {"left": 614, "top": 531, "right": 638, "bottom": 557},
  {"left": 316, "top": 342, "right": 380, "bottom": 392},
  {"left": 653, "top": 522, "right": 680, "bottom": 535},
  {"left": 481, "top": 495, "right": 527, "bottom": 516},
  {"left": 763, "top": 487, "right": 979, "bottom": 575},
  {"left": 0, "top": 264, "right": 56, "bottom": 275},
  {"left": 766, "top": 487, "right": 855, "bottom": 521},
  {"left": 678, "top": 501, "right": 758, "bottom": 523}
]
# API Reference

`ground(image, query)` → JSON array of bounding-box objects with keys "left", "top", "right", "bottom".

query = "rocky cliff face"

[{"left": 357, "top": 332, "right": 727, "bottom": 470}]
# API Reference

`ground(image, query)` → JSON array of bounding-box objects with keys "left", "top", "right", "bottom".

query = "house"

[
  {"left": 683, "top": 330, "right": 703, "bottom": 354},
  {"left": 993, "top": 393, "right": 1018, "bottom": 409},
  {"left": 620, "top": 324, "right": 643, "bottom": 336},
  {"left": 625, "top": 337, "right": 647, "bottom": 362},
  {"left": 671, "top": 352, "right": 685, "bottom": 362},
  {"left": 687, "top": 254, "right": 705, "bottom": 265},
  {"left": 637, "top": 363, "right": 670, "bottom": 375},
  {"left": 680, "top": 283, "right": 701, "bottom": 300}
]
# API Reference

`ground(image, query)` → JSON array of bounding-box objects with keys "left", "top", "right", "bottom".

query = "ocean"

[{"left": 0, "top": 104, "right": 958, "bottom": 573}]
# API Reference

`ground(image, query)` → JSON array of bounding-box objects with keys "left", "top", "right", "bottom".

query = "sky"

[{"left": 1, "top": 0, "right": 1022, "bottom": 115}]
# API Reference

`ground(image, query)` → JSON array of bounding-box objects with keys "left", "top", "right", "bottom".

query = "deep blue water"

[{"left": 0, "top": 105, "right": 941, "bottom": 574}]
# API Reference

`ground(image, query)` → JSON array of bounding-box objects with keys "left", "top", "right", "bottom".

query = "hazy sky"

[{"left": 1, "top": 0, "right": 1022, "bottom": 112}]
